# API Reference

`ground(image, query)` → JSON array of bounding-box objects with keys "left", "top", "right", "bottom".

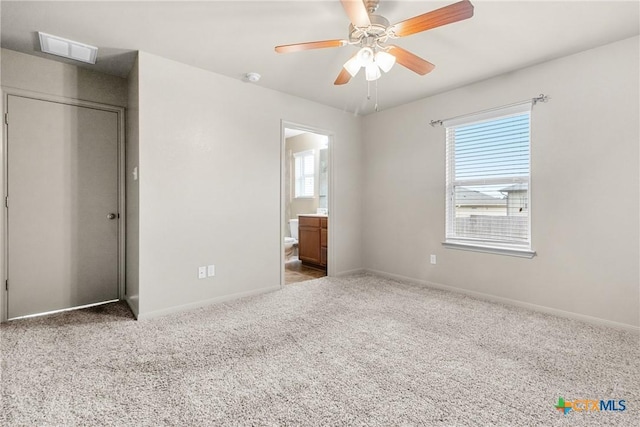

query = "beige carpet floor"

[{"left": 1, "top": 274, "right": 638, "bottom": 426}]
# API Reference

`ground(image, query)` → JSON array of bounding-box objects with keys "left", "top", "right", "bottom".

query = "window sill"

[{"left": 442, "top": 241, "right": 536, "bottom": 258}]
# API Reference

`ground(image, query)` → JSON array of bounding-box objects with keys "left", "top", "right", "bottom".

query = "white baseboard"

[
  {"left": 365, "top": 269, "right": 640, "bottom": 333},
  {"left": 333, "top": 268, "right": 365, "bottom": 277},
  {"left": 136, "top": 285, "right": 281, "bottom": 321}
]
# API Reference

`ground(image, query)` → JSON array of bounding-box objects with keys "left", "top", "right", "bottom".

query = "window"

[
  {"left": 294, "top": 150, "right": 315, "bottom": 198},
  {"left": 444, "top": 103, "right": 534, "bottom": 257}
]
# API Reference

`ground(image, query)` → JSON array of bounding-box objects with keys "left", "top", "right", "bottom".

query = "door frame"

[
  {"left": 1, "top": 88, "right": 126, "bottom": 322},
  {"left": 280, "top": 120, "right": 335, "bottom": 287}
]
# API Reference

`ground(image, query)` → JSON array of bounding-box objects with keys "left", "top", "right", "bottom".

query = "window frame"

[
  {"left": 293, "top": 149, "right": 315, "bottom": 199},
  {"left": 443, "top": 103, "right": 536, "bottom": 258}
]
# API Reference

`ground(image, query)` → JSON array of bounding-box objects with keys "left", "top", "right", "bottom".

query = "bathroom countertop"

[{"left": 298, "top": 214, "right": 328, "bottom": 218}]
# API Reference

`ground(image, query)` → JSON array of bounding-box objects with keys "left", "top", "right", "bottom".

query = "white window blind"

[
  {"left": 294, "top": 150, "right": 315, "bottom": 198},
  {"left": 445, "top": 103, "right": 532, "bottom": 252}
]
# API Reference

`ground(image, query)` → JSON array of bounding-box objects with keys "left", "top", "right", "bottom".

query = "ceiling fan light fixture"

[
  {"left": 375, "top": 51, "right": 396, "bottom": 73},
  {"left": 365, "top": 63, "right": 381, "bottom": 81},
  {"left": 275, "top": 0, "right": 476, "bottom": 89}
]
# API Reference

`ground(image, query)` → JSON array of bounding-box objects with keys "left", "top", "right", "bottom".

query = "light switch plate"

[
  {"left": 207, "top": 265, "right": 215, "bottom": 277},
  {"left": 430, "top": 255, "right": 437, "bottom": 265}
]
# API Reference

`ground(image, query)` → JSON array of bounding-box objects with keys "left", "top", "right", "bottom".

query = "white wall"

[
  {"left": 136, "top": 52, "right": 362, "bottom": 318},
  {"left": 0, "top": 49, "right": 128, "bottom": 321},
  {"left": 125, "top": 55, "right": 140, "bottom": 316},
  {"left": 1, "top": 49, "right": 127, "bottom": 107},
  {"left": 362, "top": 36, "right": 639, "bottom": 328},
  {"left": 1, "top": 47, "right": 4, "bottom": 322}
]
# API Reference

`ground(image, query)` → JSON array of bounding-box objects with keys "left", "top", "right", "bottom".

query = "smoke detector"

[{"left": 244, "top": 72, "right": 261, "bottom": 83}]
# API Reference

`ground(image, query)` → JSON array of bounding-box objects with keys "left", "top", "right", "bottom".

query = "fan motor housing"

[{"left": 348, "top": 14, "right": 390, "bottom": 42}]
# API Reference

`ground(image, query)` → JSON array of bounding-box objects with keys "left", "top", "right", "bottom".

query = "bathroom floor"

[{"left": 284, "top": 257, "right": 326, "bottom": 285}]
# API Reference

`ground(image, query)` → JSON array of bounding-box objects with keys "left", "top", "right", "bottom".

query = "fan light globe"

[
  {"left": 343, "top": 55, "right": 362, "bottom": 77},
  {"left": 343, "top": 47, "right": 376, "bottom": 77},
  {"left": 365, "top": 63, "right": 381, "bottom": 81},
  {"left": 375, "top": 51, "right": 396, "bottom": 73}
]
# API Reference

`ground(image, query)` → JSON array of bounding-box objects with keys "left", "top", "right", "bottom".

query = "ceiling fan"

[{"left": 275, "top": 0, "right": 474, "bottom": 85}]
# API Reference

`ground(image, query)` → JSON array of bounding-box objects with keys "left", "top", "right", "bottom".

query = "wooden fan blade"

[
  {"left": 340, "top": 0, "right": 371, "bottom": 28},
  {"left": 334, "top": 67, "right": 352, "bottom": 85},
  {"left": 387, "top": 45, "right": 435, "bottom": 75},
  {"left": 390, "top": 0, "right": 474, "bottom": 38},
  {"left": 275, "top": 39, "right": 347, "bottom": 54}
]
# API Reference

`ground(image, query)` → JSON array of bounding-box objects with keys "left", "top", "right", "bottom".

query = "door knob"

[{"left": 107, "top": 213, "right": 117, "bottom": 220}]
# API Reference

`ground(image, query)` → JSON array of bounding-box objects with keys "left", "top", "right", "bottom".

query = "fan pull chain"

[
  {"left": 375, "top": 79, "right": 379, "bottom": 112},
  {"left": 366, "top": 80, "right": 379, "bottom": 111}
]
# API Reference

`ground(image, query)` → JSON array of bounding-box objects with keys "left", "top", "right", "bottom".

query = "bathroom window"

[
  {"left": 294, "top": 150, "right": 315, "bottom": 198},
  {"left": 444, "top": 103, "right": 535, "bottom": 257}
]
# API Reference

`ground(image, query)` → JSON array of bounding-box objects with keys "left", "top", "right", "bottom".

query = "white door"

[{"left": 6, "top": 95, "right": 119, "bottom": 319}]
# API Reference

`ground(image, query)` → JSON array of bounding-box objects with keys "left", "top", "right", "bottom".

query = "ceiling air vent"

[{"left": 38, "top": 32, "right": 98, "bottom": 64}]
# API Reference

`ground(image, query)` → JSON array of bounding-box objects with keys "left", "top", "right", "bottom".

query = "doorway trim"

[
  {"left": 280, "top": 120, "right": 335, "bottom": 288},
  {"left": 1, "top": 87, "right": 126, "bottom": 322}
]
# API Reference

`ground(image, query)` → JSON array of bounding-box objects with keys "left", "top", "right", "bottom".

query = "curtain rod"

[{"left": 429, "top": 94, "right": 550, "bottom": 127}]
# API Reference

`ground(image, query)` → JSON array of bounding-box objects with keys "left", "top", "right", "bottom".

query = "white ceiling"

[{"left": 2, "top": 1, "right": 639, "bottom": 115}]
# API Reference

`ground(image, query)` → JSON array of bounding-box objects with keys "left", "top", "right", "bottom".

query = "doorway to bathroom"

[{"left": 281, "top": 122, "right": 332, "bottom": 286}]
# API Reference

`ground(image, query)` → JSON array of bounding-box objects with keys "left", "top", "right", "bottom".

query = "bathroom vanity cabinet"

[{"left": 298, "top": 215, "right": 328, "bottom": 270}]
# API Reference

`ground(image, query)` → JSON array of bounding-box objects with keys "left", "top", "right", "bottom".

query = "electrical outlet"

[
  {"left": 198, "top": 266, "right": 207, "bottom": 279},
  {"left": 430, "top": 254, "right": 437, "bottom": 265},
  {"left": 207, "top": 265, "right": 215, "bottom": 277}
]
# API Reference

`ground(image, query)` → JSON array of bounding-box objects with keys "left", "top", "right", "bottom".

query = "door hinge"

[
  {"left": 5, "top": 280, "right": 7, "bottom": 291},
  {"left": 4, "top": 196, "right": 7, "bottom": 208},
  {"left": 4, "top": 113, "right": 7, "bottom": 125}
]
